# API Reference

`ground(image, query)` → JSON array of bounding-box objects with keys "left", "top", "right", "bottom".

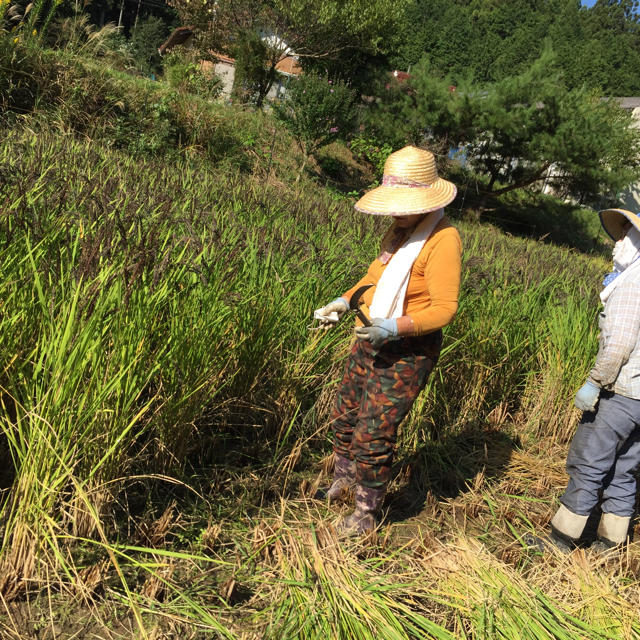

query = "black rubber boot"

[{"left": 524, "top": 529, "right": 576, "bottom": 554}]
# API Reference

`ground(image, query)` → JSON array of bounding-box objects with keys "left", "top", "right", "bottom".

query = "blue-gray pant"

[{"left": 561, "top": 391, "right": 640, "bottom": 517}]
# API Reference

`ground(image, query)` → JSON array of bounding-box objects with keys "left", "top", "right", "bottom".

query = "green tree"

[
  {"left": 1, "top": 0, "right": 61, "bottom": 39},
  {"left": 394, "top": 0, "right": 640, "bottom": 95},
  {"left": 378, "top": 48, "right": 640, "bottom": 205},
  {"left": 392, "top": 0, "right": 473, "bottom": 81},
  {"left": 130, "top": 15, "right": 169, "bottom": 75},
  {"left": 167, "top": 0, "right": 410, "bottom": 106},
  {"left": 231, "top": 30, "right": 279, "bottom": 107},
  {"left": 163, "top": 49, "right": 222, "bottom": 100},
  {"left": 272, "top": 73, "right": 356, "bottom": 180},
  {"left": 577, "top": 0, "right": 640, "bottom": 94}
]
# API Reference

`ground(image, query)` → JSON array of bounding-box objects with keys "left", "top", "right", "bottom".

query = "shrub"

[
  {"left": 0, "top": 33, "right": 62, "bottom": 120},
  {"left": 231, "top": 30, "right": 274, "bottom": 107},
  {"left": 272, "top": 73, "right": 357, "bottom": 179},
  {"left": 129, "top": 15, "right": 168, "bottom": 75},
  {"left": 0, "top": 41, "right": 269, "bottom": 168},
  {"left": 163, "top": 49, "right": 222, "bottom": 100},
  {"left": 0, "top": 36, "right": 40, "bottom": 117},
  {"left": 47, "top": 13, "right": 120, "bottom": 59},
  {"left": 376, "top": 48, "right": 640, "bottom": 205},
  {"left": 348, "top": 136, "right": 393, "bottom": 181}
]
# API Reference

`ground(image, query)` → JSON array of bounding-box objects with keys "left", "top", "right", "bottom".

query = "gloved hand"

[
  {"left": 315, "top": 297, "right": 349, "bottom": 325},
  {"left": 355, "top": 318, "right": 399, "bottom": 349},
  {"left": 574, "top": 380, "right": 601, "bottom": 412}
]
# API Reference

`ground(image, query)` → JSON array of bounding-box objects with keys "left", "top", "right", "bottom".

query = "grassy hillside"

[{"left": 2, "top": 41, "right": 639, "bottom": 640}]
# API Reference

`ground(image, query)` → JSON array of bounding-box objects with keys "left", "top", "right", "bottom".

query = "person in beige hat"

[
  {"left": 530, "top": 208, "right": 640, "bottom": 553},
  {"left": 314, "top": 145, "right": 462, "bottom": 535}
]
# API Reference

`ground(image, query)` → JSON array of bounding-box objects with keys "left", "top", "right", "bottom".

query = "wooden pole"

[
  {"left": 118, "top": 0, "right": 125, "bottom": 29},
  {"left": 133, "top": 0, "right": 142, "bottom": 36}
]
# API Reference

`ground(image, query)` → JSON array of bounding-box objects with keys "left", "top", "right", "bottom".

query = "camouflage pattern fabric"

[
  {"left": 335, "top": 485, "right": 386, "bottom": 535},
  {"left": 331, "top": 331, "right": 442, "bottom": 489}
]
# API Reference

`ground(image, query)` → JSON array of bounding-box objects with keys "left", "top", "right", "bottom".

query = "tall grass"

[
  {"left": 0, "top": 31, "right": 285, "bottom": 175},
  {"left": 0, "top": 128, "right": 376, "bottom": 591},
  {"left": 0, "top": 124, "right": 625, "bottom": 637},
  {"left": 396, "top": 229, "right": 601, "bottom": 451}
]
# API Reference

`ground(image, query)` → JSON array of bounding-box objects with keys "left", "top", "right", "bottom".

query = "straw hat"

[
  {"left": 599, "top": 208, "right": 640, "bottom": 241},
  {"left": 355, "top": 146, "right": 457, "bottom": 216}
]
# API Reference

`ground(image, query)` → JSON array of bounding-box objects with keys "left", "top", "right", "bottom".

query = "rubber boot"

[
  {"left": 315, "top": 453, "right": 356, "bottom": 503},
  {"left": 591, "top": 513, "right": 631, "bottom": 554},
  {"left": 526, "top": 504, "right": 588, "bottom": 553},
  {"left": 335, "top": 484, "right": 386, "bottom": 537}
]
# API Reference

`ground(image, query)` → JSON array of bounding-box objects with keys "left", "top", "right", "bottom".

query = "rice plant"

[{"left": 1, "top": 119, "right": 635, "bottom": 639}]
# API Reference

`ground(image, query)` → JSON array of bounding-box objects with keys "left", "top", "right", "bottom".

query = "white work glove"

[
  {"left": 314, "top": 297, "right": 349, "bottom": 325},
  {"left": 574, "top": 380, "right": 601, "bottom": 412}
]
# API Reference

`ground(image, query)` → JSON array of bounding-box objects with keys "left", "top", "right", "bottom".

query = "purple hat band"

[{"left": 382, "top": 175, "right": 433, "bottom": 188}]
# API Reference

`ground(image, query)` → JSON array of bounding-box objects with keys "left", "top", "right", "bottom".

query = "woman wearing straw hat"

[
  {"left": 535, "top": 208, "right": 640, "bottom": 552},
  {"left": 315, "top": 146, "right": 462, "bottom": 535}
]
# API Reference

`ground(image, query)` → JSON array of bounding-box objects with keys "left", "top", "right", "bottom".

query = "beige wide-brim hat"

[
  {"left": 355, "top": 145, "right": 457, "bottom": 216},
  {"left": 599, "top": 208, "right": 640, "bottom": 241}
]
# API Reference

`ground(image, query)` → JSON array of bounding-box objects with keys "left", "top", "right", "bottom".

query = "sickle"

[{"left": 349, "top": 284, "right": 373, "bottom": 327}]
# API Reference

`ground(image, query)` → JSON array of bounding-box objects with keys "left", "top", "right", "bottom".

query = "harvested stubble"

[
  {"left": 222, "top": 496, "right": 640, "bottom": 640},
  {"left": 1, "top": 126, "right": 637, "bottom": 639}
]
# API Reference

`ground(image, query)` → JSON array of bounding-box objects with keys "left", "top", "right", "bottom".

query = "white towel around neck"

[
  {"left": 601, "top": 227, "right": 640, "bottom": 304},
  {"left": 369, "top": 209, "right": 444, "bottom": 319}
]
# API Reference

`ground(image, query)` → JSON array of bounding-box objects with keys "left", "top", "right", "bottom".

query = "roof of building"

[
  {"left": 158, "top": 27, "right": 302, "bottom": 77},
  {"left": 611, "top": 97, "right": 640, "bottom": 109},
  {"left": 158, "top": 26, "right": 194, "bottom": 56},
  {"left": 213, "top": 52, "right": 235, "bottom": 65},
  {"left": 275, "top": 56, "right": 302, "bottom": 76},
  {"left": 392, "top": 70, "right": 411, "bottom": 82}
]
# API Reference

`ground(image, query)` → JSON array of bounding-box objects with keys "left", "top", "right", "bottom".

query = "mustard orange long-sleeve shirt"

[{"left": 342, "top": 217, "right": 462, "bottom": 335}]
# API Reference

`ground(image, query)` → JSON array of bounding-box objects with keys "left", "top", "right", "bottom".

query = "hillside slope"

[{"left": 2, "top": 50, "right": 637, "bottom": 640}]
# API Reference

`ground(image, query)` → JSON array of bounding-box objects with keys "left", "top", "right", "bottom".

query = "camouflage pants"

[{"left": 331, "top": 331, "right": 442, "bottom": 489}]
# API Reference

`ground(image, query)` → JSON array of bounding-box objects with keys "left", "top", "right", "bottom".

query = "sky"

[{"left": 581, "top": 0, "right": 640, "bottom": 12}]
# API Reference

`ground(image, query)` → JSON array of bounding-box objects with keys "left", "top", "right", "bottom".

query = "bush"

[
  {"left": 163, "top": 49, "right": 222, "bottom": 100},
  {"left": 348, "top": 136, "right": 393, "bottom": 181},
  {"left": 272, "top": 73, "right": 357, "bottom": 178},
  {"left": 0, "top": 41, "right": 269, "bottom": 168},
  {"left": 0, "top": 36, "right": 40, "bottom": 117},
  {"left": 375, "top": 48, "right": 640, "bottom": 205},
  {"left": 231, "top": 30, "right": 273, "bottom": 107},
  {"left": 47, "top": 13, "right": 121, "bottom": 59},
  {"left": 129, "top": 15, "right": 168, "bottom": 75},
  {"left": 0, "top": 35, "right": 61, "bottom": 120}
]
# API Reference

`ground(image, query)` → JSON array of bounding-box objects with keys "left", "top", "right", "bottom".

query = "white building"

[
  {"left": 612, "top": 97, "right": 640, "bottom": 211},
  {"left": 159, "top": 27, "right": 302, "bottom": 101}
]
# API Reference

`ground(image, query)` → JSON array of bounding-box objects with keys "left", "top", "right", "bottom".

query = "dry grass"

[{"left": 228, "top": 431, "right": 640, "bottom": 639}]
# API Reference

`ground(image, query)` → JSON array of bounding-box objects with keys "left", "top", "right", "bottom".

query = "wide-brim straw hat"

[
  {"left": 599, "top": 208, "right": 640, "bottom": 241},
  {"left": 355, "top": 145, "right": 457, "bottom": 216}
]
